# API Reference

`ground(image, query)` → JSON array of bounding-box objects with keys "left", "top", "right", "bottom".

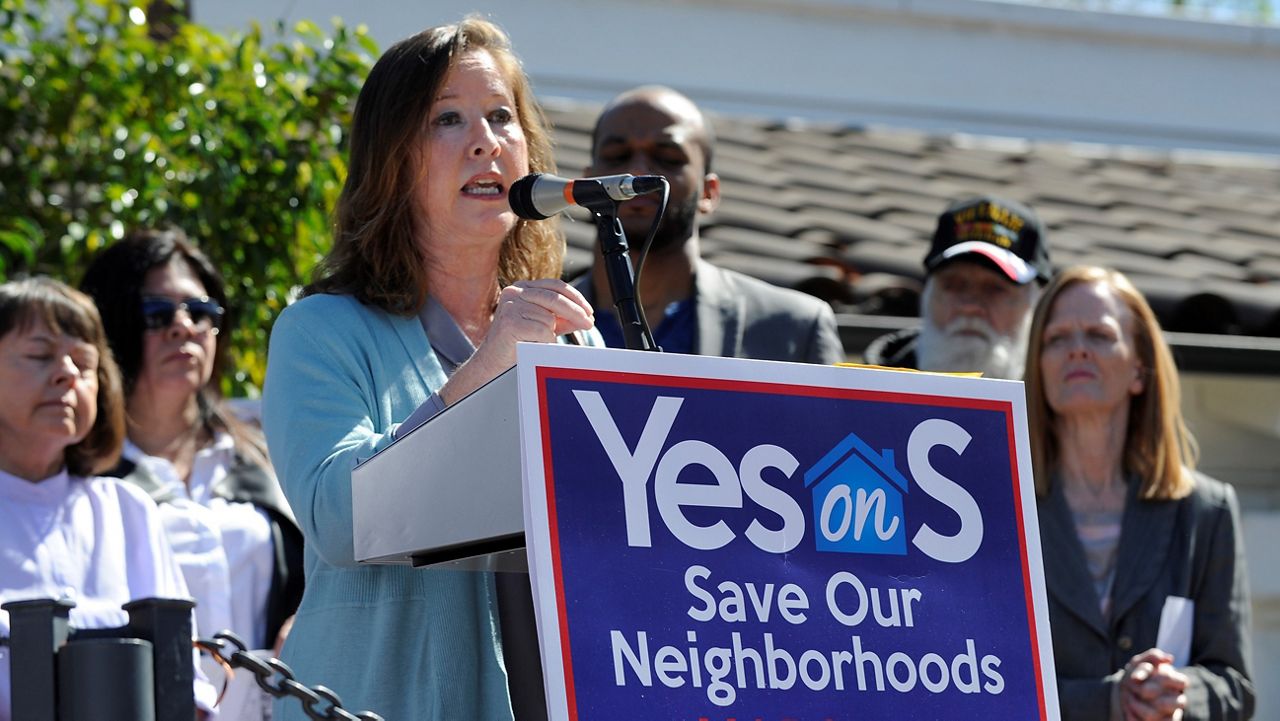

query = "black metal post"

[
  {"left": 3, "top": 596, "right": 195, "bottom": 721},
  {"left": 57, "top": 638, "right": 155, "bottom": 721},
  {"left": 123, "top": 597, "right": 196, "bottom": 721},
  {"left": 3, "top": 598, "right": 74, "bottom": 721}
]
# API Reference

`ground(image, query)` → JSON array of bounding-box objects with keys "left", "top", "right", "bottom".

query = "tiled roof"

[{"left": 545, "top": 99, "right": 1280, "bottom": 350}]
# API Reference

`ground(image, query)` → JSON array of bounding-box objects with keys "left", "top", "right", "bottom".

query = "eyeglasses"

[{"left": 140, "top": 296, "right": 224, "bottom": 333}]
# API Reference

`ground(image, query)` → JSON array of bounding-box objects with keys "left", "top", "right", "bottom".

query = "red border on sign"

[
  {"left": 533, "top": 366, "right": 1046, "bottom": 721},
  {"left": 1005, "top": 405, "right": 1048, "bottom": 721}
]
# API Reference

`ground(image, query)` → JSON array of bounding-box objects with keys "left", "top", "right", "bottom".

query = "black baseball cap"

[{"left": 924, "top": 195, "right": 1051, "bottom": 285}]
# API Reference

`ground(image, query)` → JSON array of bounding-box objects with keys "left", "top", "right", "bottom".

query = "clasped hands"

[{"left": 1120, "top": 648, "right": 1188, "bottom": 721}]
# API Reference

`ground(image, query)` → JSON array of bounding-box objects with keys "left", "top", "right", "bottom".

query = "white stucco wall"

[
  {"left": 1183, "top": 373, "right": 1280, "bottom": 718},
  {"left": 196, "top": 0, "right": 1280, "bottom": 153},
  {"left": 1242, "top": 511, "right": 1279, "bottom": 719}
]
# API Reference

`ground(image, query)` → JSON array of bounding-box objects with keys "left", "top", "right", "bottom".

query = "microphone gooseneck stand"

[{"left": 573, "top": 180, "right": 660, "bottom": 352}]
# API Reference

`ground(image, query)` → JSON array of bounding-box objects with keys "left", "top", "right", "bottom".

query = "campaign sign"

[{"left": 517, "top": 344, "right": 1058, "bottom": 721}]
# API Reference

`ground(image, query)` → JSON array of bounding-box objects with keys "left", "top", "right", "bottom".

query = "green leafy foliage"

[{"left": 0, "top": 0, "right": 377, "bottom": 394}]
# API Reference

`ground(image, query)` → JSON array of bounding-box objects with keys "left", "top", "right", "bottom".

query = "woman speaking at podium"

[{"left": 262, "top": 17, "right": 597, "bottom": 721}]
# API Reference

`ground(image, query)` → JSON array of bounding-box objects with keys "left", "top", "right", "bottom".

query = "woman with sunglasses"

[{"left": 80, "top": 230, "right": 304, "bottom": 671}]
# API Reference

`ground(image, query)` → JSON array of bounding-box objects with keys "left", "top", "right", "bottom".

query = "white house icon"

[{"left": 803, "top": 432, "right": 909, "bottom": 556}]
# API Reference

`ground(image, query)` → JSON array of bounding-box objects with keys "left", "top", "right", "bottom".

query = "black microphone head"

[
  {"left": 509, "top": 173, "right": 552, "bottom": 220},
  {"left": 631, "top": 175, "right": 667, "bottom": 196}
]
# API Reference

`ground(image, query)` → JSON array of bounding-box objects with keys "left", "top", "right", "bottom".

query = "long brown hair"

[
  {"left": 0, "top": 277, "right": 126, "bottom": 476},
  {"left": 306, "top": 17, "right": 562, "bottom": 312},
  {"left": 1025, "top": 265, "right": 1195, "bottom": 500}
]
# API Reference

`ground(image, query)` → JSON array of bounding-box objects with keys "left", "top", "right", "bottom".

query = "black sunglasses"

[{"left": 140, "top": 296, "right": 224, "bottom": 332}]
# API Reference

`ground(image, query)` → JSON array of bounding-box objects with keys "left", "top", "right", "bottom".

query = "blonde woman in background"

[{"left": 1025, "top": 265, "right": 1253, "bottom": 721}]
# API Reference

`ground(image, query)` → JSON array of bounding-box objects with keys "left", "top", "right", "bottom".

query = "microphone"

[{"left": 509, "top": 173, "right": 665, "bottom": 220}]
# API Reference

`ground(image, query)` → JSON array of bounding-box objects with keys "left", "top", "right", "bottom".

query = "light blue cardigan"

[{"left": 262, "top": 293, "right": 513, "bottom": 721}]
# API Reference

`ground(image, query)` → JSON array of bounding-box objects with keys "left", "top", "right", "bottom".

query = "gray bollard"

[{"left": 56, "top": 638, "right": 156, "bottom": 721}]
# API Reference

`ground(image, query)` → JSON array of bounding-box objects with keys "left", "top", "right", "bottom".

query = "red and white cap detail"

[{"left": 938, "top": 241, "right": 1037, "bottom": 285}]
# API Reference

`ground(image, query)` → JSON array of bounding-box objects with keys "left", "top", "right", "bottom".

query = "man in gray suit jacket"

[{"left": 572, "top": 85, "right": 844, "bottom": 364}]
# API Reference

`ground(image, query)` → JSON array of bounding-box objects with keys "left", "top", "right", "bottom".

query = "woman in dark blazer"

[{"left": 1024, "top": 266, "right": 1253, "bottom": 721}]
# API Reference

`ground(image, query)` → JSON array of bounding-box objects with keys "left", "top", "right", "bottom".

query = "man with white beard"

[{"left": 864, "top": 195, "right": 1051, "bottom": 379}]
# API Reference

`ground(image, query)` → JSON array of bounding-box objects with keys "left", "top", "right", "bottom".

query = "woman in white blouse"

[
  {"left": 80, "top": 229, "right": 303, "bottom": 656},
  {"left": 0, "top": 276, "right": 214, "bottom": 719}
]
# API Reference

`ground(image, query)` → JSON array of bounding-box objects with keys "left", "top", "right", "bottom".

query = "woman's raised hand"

[
  {"left": 489, "top": 279, "right": 595, "bottom": 348},
  {"left": 440, "top": 279, "right": 595, "bottom": 405}
]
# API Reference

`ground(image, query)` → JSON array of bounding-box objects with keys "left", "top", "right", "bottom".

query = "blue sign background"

[{"left": 540, "top": 373, "right": 1043, "bottom": 721}]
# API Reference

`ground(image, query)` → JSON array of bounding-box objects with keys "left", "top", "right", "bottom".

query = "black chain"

[{"left": 196, "top": 631, "right": 384, "bottom": 721}]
